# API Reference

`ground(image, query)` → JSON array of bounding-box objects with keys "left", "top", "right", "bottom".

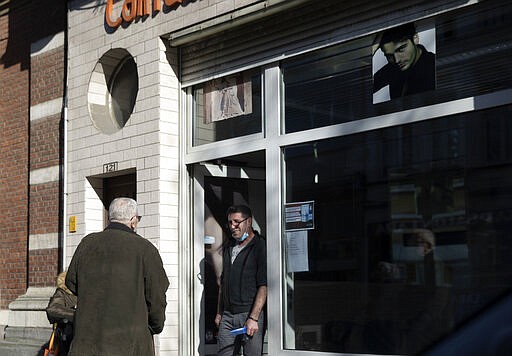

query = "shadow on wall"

[{"left": 0, "top": 0, "right": 67, "bottom": 69}]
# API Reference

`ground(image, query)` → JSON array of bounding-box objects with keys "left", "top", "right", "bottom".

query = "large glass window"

[
  {"left": 283, "top": 0, "right": 512, "bottom": 133},
  {"left": 192, "top": 69, "right": 262, "bottom": 146},
  {"left": 283, "top": 104, "right": 512, "bottom": 354}
]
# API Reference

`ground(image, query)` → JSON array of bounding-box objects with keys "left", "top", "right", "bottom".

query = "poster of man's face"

[{"left": 372, "top": 20, "right": 436, "bottom": 104}]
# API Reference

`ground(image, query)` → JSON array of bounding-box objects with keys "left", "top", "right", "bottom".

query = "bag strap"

[{"left": 48, "top": 324, "right": 57, "bottom": 350}]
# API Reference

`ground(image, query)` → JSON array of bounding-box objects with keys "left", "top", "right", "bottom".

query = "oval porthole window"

[{"left": 87, "top": 49, "right": 138, "bottom": 134}]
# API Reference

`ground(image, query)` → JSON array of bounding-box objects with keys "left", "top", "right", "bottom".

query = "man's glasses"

[
  {"left": 227, "top": 217, "right": 248, "bottom": 227},
  {"left": 132, "top": 215, "right": 142, "bottom": 222}
]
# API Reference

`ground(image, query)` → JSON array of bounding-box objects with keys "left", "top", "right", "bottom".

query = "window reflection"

[
  {"left": 283, "top": 105, "right": 512, "bottom": 354},
  {"left": 283, "top": 0, "right": 512, "bottom": 133}
]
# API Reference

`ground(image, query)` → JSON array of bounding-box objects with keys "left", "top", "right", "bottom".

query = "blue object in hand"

[{"left": 230, "top": 326, "right": 247, "bottom": 335}]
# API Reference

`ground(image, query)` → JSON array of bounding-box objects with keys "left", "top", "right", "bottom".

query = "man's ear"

[
  {"left": 413, "top": 33, "right": 419, "bottom": 45},
  {"left": 129, "top": 216, "right": 137, "bottom": 230}
]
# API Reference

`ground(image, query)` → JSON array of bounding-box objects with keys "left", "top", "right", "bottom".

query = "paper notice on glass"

[
  {"left": 286, "top": 231, "right": 309, "bottom": 273},
  {"left": 285, "top": 201, "right": 314, "bottom": 231},
  {"left": 203, "top": 73, "right": 252, "bottom": 123}
]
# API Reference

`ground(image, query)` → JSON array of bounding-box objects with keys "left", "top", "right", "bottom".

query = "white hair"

[{"left": 109, "top": 197, "right": 137, "bottom": 222}]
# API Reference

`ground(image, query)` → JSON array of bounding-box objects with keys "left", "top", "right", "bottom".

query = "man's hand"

[
  {"left": 245, "top": 317, "right": 259, "bottom": 336},
  {"left": 214, "top": 313, "right": 222, "bottom": 328}
]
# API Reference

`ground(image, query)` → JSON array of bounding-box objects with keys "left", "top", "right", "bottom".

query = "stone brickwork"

[
  {"left": 30, "top": 48, "right": 65, "bottom": 105},
  {"left": 0, "top": 1, "right": 66, "bottom": 352},
  {"left": 29, "top": 113, "right": 61, "bottom": 171},
  {"left": 26, "top": 33, "right": 64, "bottom": 293},
  {"left": 0, "top": 0, "right": 31, "bottom": 313}
]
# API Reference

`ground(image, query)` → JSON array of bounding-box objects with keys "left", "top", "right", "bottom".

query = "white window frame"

[{"left": 179, "top": 6, "right": 512, "bottom": 352}]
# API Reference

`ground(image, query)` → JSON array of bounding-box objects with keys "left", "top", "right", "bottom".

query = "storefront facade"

[{"left": 66, "top": 0, "right": 512, "bottom": 355}]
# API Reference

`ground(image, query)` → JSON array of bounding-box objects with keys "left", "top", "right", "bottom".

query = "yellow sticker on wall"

[{"left": 69, "top": 216, "right": 77, "bottom": 233}]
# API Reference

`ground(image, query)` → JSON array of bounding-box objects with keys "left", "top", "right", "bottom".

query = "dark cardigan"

[{"left": 221, "top": 232, "right": 267, "bottom": 314}]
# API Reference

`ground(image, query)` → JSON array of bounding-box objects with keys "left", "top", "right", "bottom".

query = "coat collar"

[{"left": 106, "top": 221, "right": 136, "bottom": 234}]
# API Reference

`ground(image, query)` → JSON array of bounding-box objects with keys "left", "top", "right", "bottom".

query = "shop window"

[
  {"left": 283, "top": 0, "right": 512, "bottom": 133},
  {"left": 283, "top": 105, "right": 512, "bottom": 354},
  {"left": 192, "top": 69, "right": 262, "bottom": 146},
  {"left": 87, "top": 49, "right": 138, "bottom": 134}
]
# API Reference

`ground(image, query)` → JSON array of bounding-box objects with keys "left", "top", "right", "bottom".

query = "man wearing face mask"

[
  {"left": 215, "top": 205, "right": 267, "bottom": 356},
  {"left": 65, "top": 197, "right": 169, "bottom": 356}
]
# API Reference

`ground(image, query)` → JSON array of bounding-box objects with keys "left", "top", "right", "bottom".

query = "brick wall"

[
  {"left": 28, "top": 39, "right": 65, "bottom": 287},
  {"left": 28, "top": 249, "right": 60, "bottom": 287},
  {"left": 30, "top": 48, "right": 65, "bottom": 106},
  {"left": 29, "top": 182, "right": 61, "bottom": 236},
  {"left": 0, "top": 2, "right": 31, "bottom": 310},
  {"left": 0, "top": 0, "right": 66, "bottom": 309},
  {"left": 30, "top": 113, "right": 61, "bottom": 170}
]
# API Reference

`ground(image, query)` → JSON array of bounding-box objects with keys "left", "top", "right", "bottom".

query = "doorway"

[
  {"left": 193, "top": 157, "right": 266, "bottom": 355},
  {"left": 87, "top": 170, "right": 137, "bottom": 227}
]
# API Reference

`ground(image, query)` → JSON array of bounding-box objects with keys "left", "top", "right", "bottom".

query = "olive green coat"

[{"left": 66, "top": 223, "right": 169, "bottom": 356}]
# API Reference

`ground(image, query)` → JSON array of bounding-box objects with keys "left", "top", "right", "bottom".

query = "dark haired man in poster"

[{"left": 373, "top": 22, "right": 435, "bottom": 100}]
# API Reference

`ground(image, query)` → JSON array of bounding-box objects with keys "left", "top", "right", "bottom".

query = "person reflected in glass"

[
  {"left": 373, "top": 22, "right": 436, "bottom": 99},
  {"left": 215, "top": 205, "right": 267, "bottom": 356},
  {"left": 369, "top": 228, "right": 453, "bottom": 354},
  {"left": 407, "top": 229, "right": 453, "bottom": 354},
  {"left": 416, "top": 228, "right": 436, "bottom": 288}
]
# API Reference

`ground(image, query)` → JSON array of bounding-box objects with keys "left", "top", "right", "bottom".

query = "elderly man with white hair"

[{"left": 66, "top": 197, "right": 169, "bottom": 356}]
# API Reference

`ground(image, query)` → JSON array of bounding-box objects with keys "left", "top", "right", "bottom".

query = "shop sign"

[{"left": 106, "top": 0, "right": 184, "bottom": 29}]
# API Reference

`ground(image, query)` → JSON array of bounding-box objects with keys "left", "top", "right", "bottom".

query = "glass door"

[{"left": 193, "top": 162, "right": 266, "bottom": 355}]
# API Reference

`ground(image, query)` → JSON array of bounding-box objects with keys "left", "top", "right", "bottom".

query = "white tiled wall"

[{"left": 66, "top": 1, "right": 274, "bottom": 355}]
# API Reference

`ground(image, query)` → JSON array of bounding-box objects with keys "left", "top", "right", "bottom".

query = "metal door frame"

[{"left": 192, "top": 163, "right": 265, "bottom": 355}]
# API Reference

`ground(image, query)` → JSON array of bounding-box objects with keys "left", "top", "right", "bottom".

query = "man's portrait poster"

[{"left": 372, "top": 20, "right": 436, "bottom": 104}]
